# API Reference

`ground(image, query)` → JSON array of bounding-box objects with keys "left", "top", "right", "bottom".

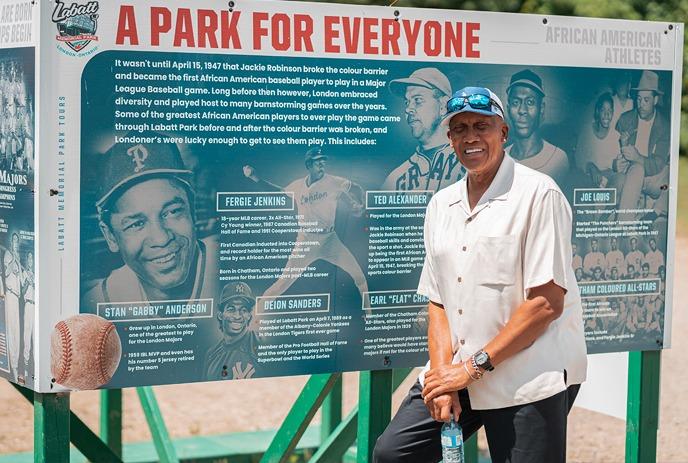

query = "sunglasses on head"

[{"left": 447, "top": 91, "right": 504, "bottom": 116}]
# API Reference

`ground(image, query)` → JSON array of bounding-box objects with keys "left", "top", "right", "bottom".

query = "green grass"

[{"left": 679, "top": 156, "right": 688, "bottom": 237}]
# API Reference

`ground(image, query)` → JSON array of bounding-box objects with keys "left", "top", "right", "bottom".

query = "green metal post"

[
  {"left": 625, "top": 350, "right": 661, "bottom": 463},
  {"left": 14, "top": 383, "right": 122, "bottom": 462},
  {"left": 312, "top": 368, "right": 415, "bottom": 463},
  {"left": 321, "top": 375, "right": 343, "bottom": 440},
  {"left": 137, "top": 386, "right": 180, "bottom": 463},
  {"left": 261, "top": 373, "right": 341, "bottom": 463},
  {"left": 357, "top": 370, "right": 393, "bottom": 463},
  {"left": 34, "top": 392, "right": 70, "bottom": 463},
  {"left": 100, "top": 389, "right": 123, "bottom": 458},
  {"left": 464, "top": 433, "right": 479, "bottom": 463}
]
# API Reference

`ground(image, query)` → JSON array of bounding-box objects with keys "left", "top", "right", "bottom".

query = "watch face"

[{"left": 475, "top": 352, "right": 488, "bottom": 365}]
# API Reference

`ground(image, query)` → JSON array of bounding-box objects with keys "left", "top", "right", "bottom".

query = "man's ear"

[
  {"left": 539, "top": 99, "right": 546, "bottom": 121},
  {"left": 99, "top": 220, "right": 120, "bottom": 253}
]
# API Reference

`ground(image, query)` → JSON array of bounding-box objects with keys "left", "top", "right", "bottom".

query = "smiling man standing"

[{"left": 374, "top": 87, "right": 587, "bottom": 463}]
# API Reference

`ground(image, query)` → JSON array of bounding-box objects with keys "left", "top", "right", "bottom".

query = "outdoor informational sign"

[{"left": 0, "top": 0, "right": 682, "bottom": 392}]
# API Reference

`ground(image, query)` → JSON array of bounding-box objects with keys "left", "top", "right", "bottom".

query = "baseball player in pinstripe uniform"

[
  {"left": 244, "top": 147, "right": 369, "bottom": 306},
  {"left": 21, "top": 250, "right": 34, "bottom": 381},
  {"left": 384, "top": 68, "right": 465, "bottom": 193},
  {"left": 204, "top": 281, "right": 260, "bottom": 380},
  {"left": 82, "top": 136, "right": 218, "bottom": 312},
  {"left": 4, "top": 233, "right": 22, "bottom": 382}
]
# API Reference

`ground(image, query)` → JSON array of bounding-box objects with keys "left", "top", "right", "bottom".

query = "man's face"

[
  {"left": 448, "top": 112, "right": 507, "bottom": 176},
  {"left": 642, "top": 265, "right": 650, "bottom": 277},
  {"left": 572, "top": 243, "right": 578, "bottom": 256},
  {"left": 404, "top": 86, "right": 445, "bottom": 144},
  {"left": 631, "top": 238, "right": 638, "bottom": 250},
  {"left": 611, "top": 238, "right": 618, "bottom": 251},
  {"left": 575, "top": 267, "right": 583, "bottom": 280},
  {"left": 610, "top": 268, "right": 619, "bottom": 279},
  {"left": 649, "top": 239, "right": 656, "bottom": 251},
  {"left": 307, "top": 158, "right": 326, "bottom": 181},
  {"left": 593, "top": 267, "right": 602, "bottom": 280},
  {"left": 597, "top": 101, "right": 613, "bottom": 129},
  {"left": 591, "top": 240, "right": 598, "bottom": 252},
  {"left": 11, "top": 235, "right": 18, "bottom": 254},
  {"left": 507, "top": 86, "right": 543, "bottom": 139},
  {"left": 219, "top": 299, "right": 252, "bottom": 337},
  {"left": 100, "top": 178, "right": 196, "bottom": 292},
  {"left": 636, "top": 90, "right": 658, "bottom": 120}
]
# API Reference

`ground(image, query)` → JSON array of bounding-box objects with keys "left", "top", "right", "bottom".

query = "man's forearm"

[
  {"left": 427, "top": 301, "right": 454, "bottom": 368},
  {"left": 481, "top": 281, "right": 564, "bottom": 370}
]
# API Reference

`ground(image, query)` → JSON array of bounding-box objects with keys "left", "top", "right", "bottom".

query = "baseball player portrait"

[
  {"left": 204, "top": 281, "right": 260, "bottom": 380},
  {"left": 383, "top": 67, "right": 465, "bottom": 192},
  {"left": 0, "top": 59, "right": 33, "bottom": 174},
  {"left": 21, "top": 249, "right": 34, "bottom": 381},
  {"left": 3, "top": 233, "right": 22, "bottom": 382},
  {"left": 243, "top": 147, "right": 369, "bottom": 306},
  {"left": 613, "top": 70, "right": 670, "bottom": 222},
  {"left": 81, "top": 135, "right": 218, "bottom": 311},
  {"left": 505, "top": 69, "right": 570, "bottom": 185}
]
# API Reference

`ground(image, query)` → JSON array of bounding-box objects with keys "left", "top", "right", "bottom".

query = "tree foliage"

[{"left": 315, "top": 0, "right": 688, "bottom": 154}]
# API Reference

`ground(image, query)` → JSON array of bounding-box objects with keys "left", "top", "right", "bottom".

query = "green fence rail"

[{"left": 1, "top": 355, "right": 661, "bottom": 462}]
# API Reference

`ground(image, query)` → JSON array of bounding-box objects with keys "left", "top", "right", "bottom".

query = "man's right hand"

[{"left": 425, "top": 391, "right": 461, "bottom": 422}]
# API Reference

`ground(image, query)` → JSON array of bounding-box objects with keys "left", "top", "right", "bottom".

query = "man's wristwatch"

[{"left": 472, "top": 350, "right": 494, "bottom": 372}]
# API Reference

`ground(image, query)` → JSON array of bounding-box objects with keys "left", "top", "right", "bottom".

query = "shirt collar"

[{"left": 449, "top": 153, "right": 514, "bottom": 210}]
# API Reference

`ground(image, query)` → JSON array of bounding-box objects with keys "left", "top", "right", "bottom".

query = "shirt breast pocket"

[{"left": 473, "top": 235, "right": 519, "bottom": 286}]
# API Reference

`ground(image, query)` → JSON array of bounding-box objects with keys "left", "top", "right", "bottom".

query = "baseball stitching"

[
  {"left": 96, "top": 322, "right": 115, "bottom": 386},
  {"left": 55, "top": 321, "right": 72, "bottom": 384}
]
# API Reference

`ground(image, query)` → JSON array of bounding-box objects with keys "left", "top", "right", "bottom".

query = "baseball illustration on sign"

[
  {"left": 204, "top": 281, "right": 260, "bottom": 380},
  {"left": 244, "top": 147, "right": 369, "bottom": 310},
  {"left": 50, "top": 314, "right": 122, "bottom": 390},
  {"left": 383, "top": 67, "right": 465, "bottom": 193}
]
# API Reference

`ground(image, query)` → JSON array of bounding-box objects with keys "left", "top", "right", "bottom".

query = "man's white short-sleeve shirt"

[{"left": 417, "top": 155, "right": 587, "bottom": 410}]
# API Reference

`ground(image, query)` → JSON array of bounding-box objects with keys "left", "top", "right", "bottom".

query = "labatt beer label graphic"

[{"left": 52, "top": 0, "right": 99, "bottom": 53}]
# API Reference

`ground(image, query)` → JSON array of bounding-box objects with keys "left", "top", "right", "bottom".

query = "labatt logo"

[{"left": 52, "top": 0, "right": 99, "bottom": 53}]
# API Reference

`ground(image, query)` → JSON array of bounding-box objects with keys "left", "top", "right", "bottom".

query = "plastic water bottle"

[{"left": 441, "top": 418, "right": 464, "bottom": 463}]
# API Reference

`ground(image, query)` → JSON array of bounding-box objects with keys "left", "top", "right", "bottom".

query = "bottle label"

[{"left": 441, "top": 435, "right": 457, "bottom": 447}]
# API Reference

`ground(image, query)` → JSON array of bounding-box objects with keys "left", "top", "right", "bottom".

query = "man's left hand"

[
  {"left": 621, "top": 145, "right": 644, "bottom": 163},
  {"left": 422, "top": 363, "right": 473, "bottom": 403}
]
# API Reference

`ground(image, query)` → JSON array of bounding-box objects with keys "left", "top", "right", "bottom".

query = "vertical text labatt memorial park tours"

[{"left": 0, "top": 0, "right": 680, "bottom": 392}]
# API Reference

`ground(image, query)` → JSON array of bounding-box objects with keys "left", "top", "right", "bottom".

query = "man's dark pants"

[{"left": 373, "top": 381, "right": 580, "bottom": 463}]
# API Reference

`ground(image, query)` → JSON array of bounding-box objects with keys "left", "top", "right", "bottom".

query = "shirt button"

[
  {"left": 466, "top": 217, "right": 473, "bottom": 223},
  {"left": 458, "top": 309, "right": 463, "bottom": 315},
  {"left": 457, "top": 276, "right": 462, "bottom": 283},
  {"left": 460, "top": 339, "right": 465, "bottom": 345},
  {"left": 462, "top": 246, "right": 467, "bottom": 251}
]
